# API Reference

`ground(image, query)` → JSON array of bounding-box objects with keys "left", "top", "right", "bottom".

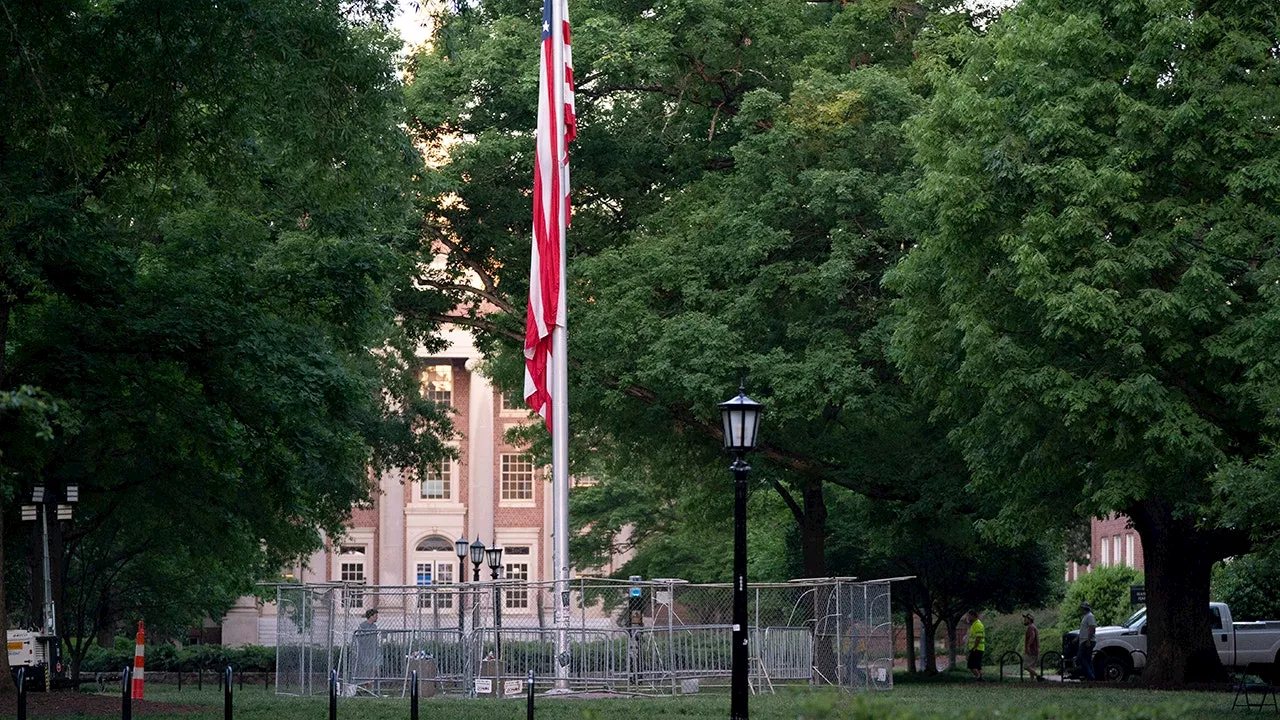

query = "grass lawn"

[{"left": 74, "top": 672, "right": 1251, "bottom": 720}]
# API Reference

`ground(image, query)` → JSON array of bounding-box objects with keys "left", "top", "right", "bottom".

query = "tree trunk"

[
  {"left": 0, "top": 506, "right": 12, "bottom": 696},
  {"left": 0, "top": 301, "right": 13, "bottom": 695},
  {"left": 905, "top": 610, "right": 916, "bottom": 674},
  {"left": 799, "top": 477, "right": 826, "bottom": 578},
  {"left": 918, "top": 591, "right": 939, "bottom": 674},
  {"left": 945, "top": 617, "right": 959, "bottom": 671},
  {"left": 1131, "top": 499, "right": 1233, "bottom": 686}
]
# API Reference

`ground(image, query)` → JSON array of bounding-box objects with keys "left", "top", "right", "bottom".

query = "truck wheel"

[{"left": 1100, "top": 654, "right": 1131, "bottom": 682}]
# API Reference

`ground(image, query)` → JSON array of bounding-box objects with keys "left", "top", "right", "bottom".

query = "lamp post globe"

[
  {"left": 718, "top": 387, "right": 763, "bottom": 454},
  {"left": 470, "top": 537, "right": 486, "bottom": 582},
  {"left": 486, "top": 546, "right": 504, "bottom": 580},
  {"left": 719, "top": 384, "right": 762, "bottom": 720}
]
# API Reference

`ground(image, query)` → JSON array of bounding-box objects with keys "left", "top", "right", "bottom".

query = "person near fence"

[
  {"left": 1077, "top": 601, "right": 1097, "bottom": 681},
  {"left": 1022, "top": 613, "right": 1044, "bottom": 681},
  {"left": 354, "top": 607, "right": 380, "bottom": 690},
  {"left": 966, "top": 610, "right": 986, "bottom": 681}
]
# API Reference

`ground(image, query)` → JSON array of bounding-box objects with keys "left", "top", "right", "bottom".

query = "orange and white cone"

[{"left": 131, "top": 621, "right": 145, "bottom": 699}]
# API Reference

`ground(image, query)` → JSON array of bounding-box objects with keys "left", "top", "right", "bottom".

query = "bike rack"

[
  {"left": 1040, "top": 651, "right": 1063, "bottom": 682},
  {"left": 998, "top": 651, "right": 1024, "bottom": 682}
]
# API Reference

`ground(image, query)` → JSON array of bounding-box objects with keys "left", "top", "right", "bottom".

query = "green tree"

[
  {"left": 404, "top": 0, "right": 982, "bottom": 582},
  {"left": 1213, "top": 553, "right": 1280, "bottom": 622},
  {"left": 1, "top": 0, "right": 450, "bottom": 683},
  {"left": 888, "top": 0, "right": 1280, "bottom": 684}
]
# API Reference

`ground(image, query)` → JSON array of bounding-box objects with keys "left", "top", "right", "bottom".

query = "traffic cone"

[{"left": 131, "top": 621, "right": 145, "bottom": 700}]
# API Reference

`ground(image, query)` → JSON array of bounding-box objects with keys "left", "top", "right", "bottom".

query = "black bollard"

[
  {"left": 410, "top": 670, "right": 419, "bottom": 720},
  {"left": 526, "top": 669, "right": 534, "bottom": 720},
  {"left": 198, "top": 668, "right": 203, "bottom": 691},
  {"left": 224, "top": 666, "right": 233, "bottom": 720},
  {"left": 329, "top": 669, "right": 337, "bottom": 720},
  {"left": 16, "top": 666, "right": 26, "bottom": 720},
  {"left": 239, "top": 669, "right": 244, "bottom": 692},
  {"left": 178, "top": 665, "right": 183, "bottom": 692},
  {"left": 122, "top": 666, "right": 133, "bottom": 720}
]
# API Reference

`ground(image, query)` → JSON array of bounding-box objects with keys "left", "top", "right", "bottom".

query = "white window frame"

[
  {"left": 421, "top": 364, "right": 453, "bottom": 407},
  {"left": 504, "top": 561, "right": 530, "bottom": 609},
  {"left": 1100, "top": 537, "right": 1109, "bottom": 567},
  {"left": 420, "top": 456, "right": 453, "bottom": 500},
  {"left": 500, "top": 453, "right": 536, "bottom": 505}
]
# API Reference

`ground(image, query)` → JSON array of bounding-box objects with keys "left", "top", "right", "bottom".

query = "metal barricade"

[{"left": 275, "top": 577, "right": 897, "bottom": 697}]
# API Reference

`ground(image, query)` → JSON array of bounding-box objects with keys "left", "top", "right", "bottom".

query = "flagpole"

[
  {"left": 550, "top": 0, "right": 572, "bottom": 692},
  {"left": 551, "top": 324, "right": 570, "bottom": 691}
]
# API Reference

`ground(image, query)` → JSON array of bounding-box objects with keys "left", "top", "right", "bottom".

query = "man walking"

[
  {"left": 1077, "top": 601, "right": 1097, "bottom": 681},
  {"left": 966, "top": 610, "right": 986, "bottom": 681},
  {"left": 1022, "top": 613, "right": 1043, "bottom": 681}
]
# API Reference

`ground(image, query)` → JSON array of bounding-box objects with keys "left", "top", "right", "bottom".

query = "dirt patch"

[{"left": 0, "top": 690, "right": 209, "bottom": 717}]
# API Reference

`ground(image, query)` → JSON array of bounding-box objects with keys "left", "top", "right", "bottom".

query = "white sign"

[
  {"left": 877, "top": 668, "right": 888, "bottom": 682},
  {"left": 474, "top": 678, "right": 492, "bottom": 694},
  {"left": 503, "top": 680, "right": 523, "bottom": 697}
]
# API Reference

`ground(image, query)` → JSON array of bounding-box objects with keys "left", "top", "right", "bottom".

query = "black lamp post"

[
  {"left": 719, "top": 386, "right": 762, "bottom": 720},
  {"left": 470, "top": 537, "right": 486, "bottom": 582},
  {"left": 486, "top": 546, "right": 504, "bottom": 661},
  {"left": 456, "top": 536, "right": 469, "bottom": 636}
]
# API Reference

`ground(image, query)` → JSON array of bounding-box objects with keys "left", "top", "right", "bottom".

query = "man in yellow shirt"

[{"left": 966, "top": 610, "right": 986, "bottom": 680}]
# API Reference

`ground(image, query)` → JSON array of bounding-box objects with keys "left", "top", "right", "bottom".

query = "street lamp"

[
  {"left": 456, "top": 535, "right": 469, "bottom": 637},
  {"left": 718, "top": 386, "right": 762, "bottom": 720},
  {"left": 486, "top": 546, "right": 504, "bottom": 662},
  {"left": 470, "top": 537, "right": 486, "bottom": 582},
  {"left": 485, "top": 547, "right": 504, "bottom": 580}
]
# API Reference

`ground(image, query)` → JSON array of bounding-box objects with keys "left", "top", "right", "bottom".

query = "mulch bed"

[{"left": 0, "top": 690, "right": 209, "bottom": 717}]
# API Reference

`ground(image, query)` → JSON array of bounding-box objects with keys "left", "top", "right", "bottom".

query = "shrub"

[
  {"left": 980, "top": 608, "right": 1059, "bottom": 668},
  {"left": 78, "top": 641, "right": 277, "bottom": 672},
  {"left": 1058, "top": 565, "right": 1143, "bottom": 637}
]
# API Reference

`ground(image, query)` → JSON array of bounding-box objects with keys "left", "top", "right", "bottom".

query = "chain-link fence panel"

[{"left": 274, "top": 577, "right": 895, "bottom": 696}]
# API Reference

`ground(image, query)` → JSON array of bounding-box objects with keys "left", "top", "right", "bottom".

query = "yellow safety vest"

[{"left": 968, "top": 619, "right": 986, "bottom": 652}]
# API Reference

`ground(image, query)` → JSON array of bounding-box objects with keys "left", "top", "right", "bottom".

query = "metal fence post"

[
  {"left": 410, "top": 670, "right": 419, "bottom": 720},
  {"left": 17, "top": 666, "right": 26, "bottom": 720},
  {"left": 526, "top": 668, "right": 535, "bottom": 720},
  {"left": 329, "top": 668, "right": 337, "bottom": 720},
  {"left": 121, "top": 666, "right": 132, "bottom": 720},
  {"left": 224, "top": 666, "right": 233, "bottom": 720}
]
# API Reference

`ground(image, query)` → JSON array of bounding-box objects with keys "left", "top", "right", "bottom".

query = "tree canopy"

[
  {"left": 1, "top": 0, "right": 450, "bottom": 682},
  {"left": 888, "top": 0, "right": 1280, "bottom": 684}
]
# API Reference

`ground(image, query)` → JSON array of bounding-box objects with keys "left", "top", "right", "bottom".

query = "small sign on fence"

[
  {"left": 474, "top": 678, "right": 492, "bottom": 695},
  {"left": 503, "top": 680, "right": 523, "bottom": 697}
]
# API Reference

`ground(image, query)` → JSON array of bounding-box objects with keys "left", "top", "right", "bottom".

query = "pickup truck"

[{"left": 1063, "top": 602, "right": 1280, "bottom": 681}]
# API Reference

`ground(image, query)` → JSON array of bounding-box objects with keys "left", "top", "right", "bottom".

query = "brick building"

[
  {"left": 221, "top": 324, "right": 569, "bottom": 645},
  {"left": 1065, "top": 513, "right": 1144, "bottom": 583}
]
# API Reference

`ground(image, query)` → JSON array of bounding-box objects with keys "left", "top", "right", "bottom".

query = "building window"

[
  {"left": 421, "top": 364, "right": 453, "bottom": 407},
  {"left": 501, "top": 454, "right": 535, "bottom": 501},
  {"left": 500, "top": 391, "right": 524, "bottom": 412},
  {"left": 572, "top": 475, "right": 598, "bottom": 488},
  {"left": 339, "top": 545, "right": 366, "bottom": 608},
  {"left": 416, "top": 535, "right": 455, "bottom": 552},
  {"left": 1126, "top": 534, "right": 1135, "bottom": 567},
  {"left": 1100, "top": 537, "right": 1109, "bottom": 567},
  {"left": 505, "top": 562, "right": 529, "bottom": 609},
  {"left": 421, "top": 457, "right": 452, "bottom": 499},
  {"left": 1114, "top": 535, "right": 1123, "bottom": 567}
]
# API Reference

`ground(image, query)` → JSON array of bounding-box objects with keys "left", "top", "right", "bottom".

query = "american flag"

[{"left": 524, "top": 0, "right": 575, "bottom": 430}]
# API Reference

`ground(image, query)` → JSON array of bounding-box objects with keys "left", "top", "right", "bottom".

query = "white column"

[
  {"left": 466, "top": 359, "right": 495, "bottom": 546},
  {"left": 379, "top": 469, "right": 406, "bottom": 586}
]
